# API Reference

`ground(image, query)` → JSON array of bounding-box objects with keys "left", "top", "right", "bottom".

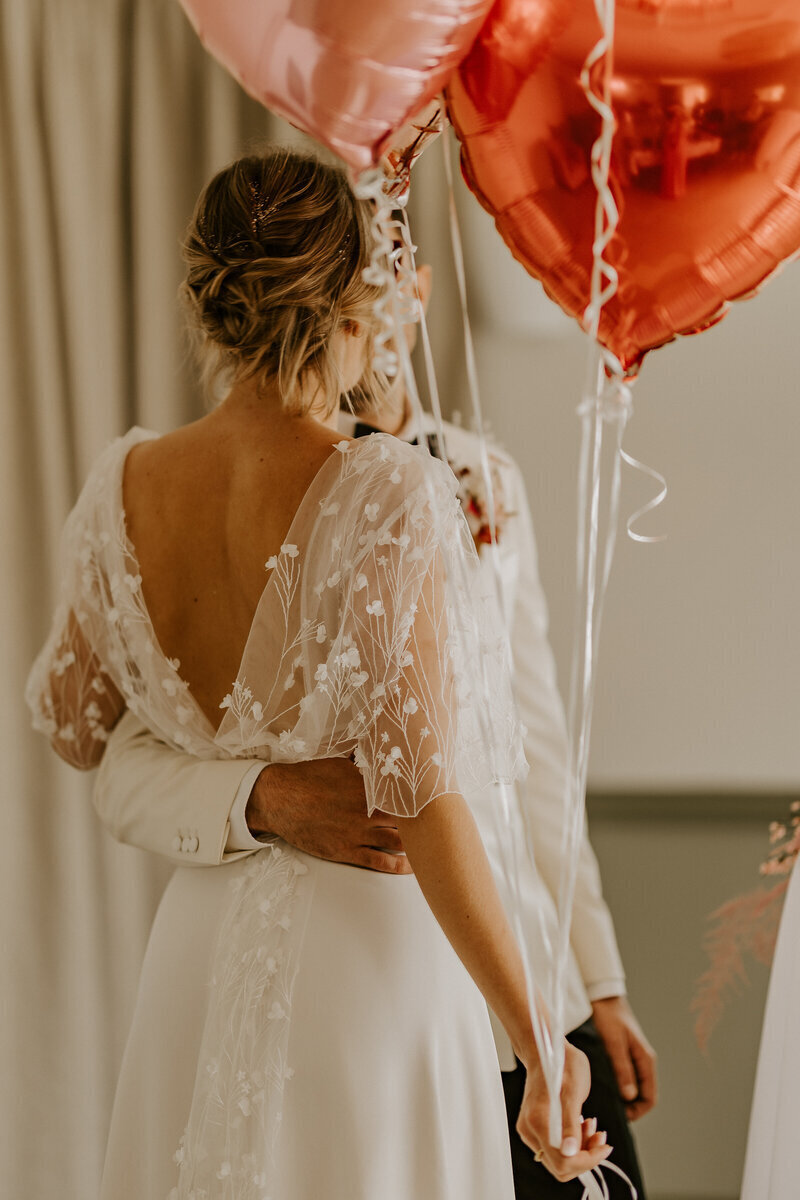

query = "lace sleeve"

[
  {"left": 214, "top": 436, "right": 526, "bottom": 806},
  {"left": 25, "top": 442, "right": 128, "bottom": 769},
  {"left": 304, "top": 438, "right": 525, "bottom": 817},
  {"left": 25, "top": 608, "right": 124, "bottom": 769}
]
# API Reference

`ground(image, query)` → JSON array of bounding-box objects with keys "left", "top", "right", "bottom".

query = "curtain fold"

[{"left": 0, "top": 4, "right": 271, "bottom": 1195}]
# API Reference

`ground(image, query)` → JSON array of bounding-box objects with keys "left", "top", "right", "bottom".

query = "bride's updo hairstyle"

[{"left": 182, "top": 147, "right": 389, "bottom": 415}]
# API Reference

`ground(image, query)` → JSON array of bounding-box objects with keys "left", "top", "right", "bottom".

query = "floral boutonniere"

[{"left": 450, "top": 458, "right": 514, "bottom": 552}]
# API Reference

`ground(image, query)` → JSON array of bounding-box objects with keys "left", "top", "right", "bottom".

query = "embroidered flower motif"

[
  {"left": 52, "top": 650, "right": 77, "bottom": 676},
  {"left": 315, "top": 623, "right": 327, "bottom": 643},
  {"left": 366, "top": 600, "right": 384, "bottom": 616},
  {"left": 379, "top": 746, "right": 403, "bottom": 778},
  {"left": 314, "top": 664, "right": 328, "bottom": 683},
  {"left": 265, "top": 555, "right": 278, "bottom": 571},
  {"left": 354, "top": 574, "right": 368, "bottom": 592},
  {"left": 278, "top": 730, "right": 305, "bottom": 755},
  {"left": 403, "top": 697, "right": 419, "bottom": 714},
  {"left": 364, "top": 502, "right": 379, "bottom": 521}
]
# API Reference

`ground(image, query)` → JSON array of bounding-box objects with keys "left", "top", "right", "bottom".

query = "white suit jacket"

[{"left": 93, "top": 420, "right": 625, "bottom": 1063}]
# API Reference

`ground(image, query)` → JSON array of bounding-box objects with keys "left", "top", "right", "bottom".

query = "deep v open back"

[{"left": 28, "top": 424, "right": 524, "bottom": 810}]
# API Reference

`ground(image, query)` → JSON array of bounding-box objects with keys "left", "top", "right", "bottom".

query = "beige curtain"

[{"left": 0, "top": 4, "right": 274, "bottom": 1195}]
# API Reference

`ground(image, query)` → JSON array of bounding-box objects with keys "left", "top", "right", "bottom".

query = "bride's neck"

[{"left": 214, "top": 376, "right": 341, "bottom": 436}]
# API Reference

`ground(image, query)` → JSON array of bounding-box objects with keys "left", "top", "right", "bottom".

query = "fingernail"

[
  {"left": 622, "top": 1085, "right": 637, "bottom": 1100},
  {"left": 587, "top": 1117, "right": 598, "bottom": 1136},
  {"left": 597, "top": 1131, "right": 607, "bottom": 1146},
  {"left": 561, "top": 1137, "right": 579, "bottom": 1157}
]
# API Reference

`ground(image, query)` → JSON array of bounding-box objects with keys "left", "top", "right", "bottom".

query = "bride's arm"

[
  {"left": 26, "top": 608, "right": 125, "bottom": 770},
  {"left": 397, "top": 794, "right": 612, "bottom": 1183}
]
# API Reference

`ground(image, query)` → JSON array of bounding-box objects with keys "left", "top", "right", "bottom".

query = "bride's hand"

[{"left": 517, "top": 1042, "right": 613, "bottom": 1182}]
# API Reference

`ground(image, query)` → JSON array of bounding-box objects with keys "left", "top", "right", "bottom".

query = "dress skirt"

[
  {"left": 741, "top": 857, "right": 800, "bottom": 1198},
  {"left": 101, "top": 842, "right": 515, "bottom": 1200}
]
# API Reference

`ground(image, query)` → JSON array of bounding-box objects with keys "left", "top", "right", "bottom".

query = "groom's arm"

[
  {"left": 507, "top": 464, "right": 657, "bottom": 1119},
  {"left": 93, "top": 710, "right": 411, "bottom": 872}
]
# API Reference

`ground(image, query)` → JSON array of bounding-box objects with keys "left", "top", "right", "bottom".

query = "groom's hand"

[
  {"left": 590, "top": 995, "right": 657, "bottom": 1120},
  {"left": 246, "top": 758, "right": 412, "bottom": 874}
]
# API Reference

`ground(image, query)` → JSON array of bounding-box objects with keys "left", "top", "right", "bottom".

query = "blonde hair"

[{"left": 181, "top": 147, "right": 390, "bottom": 415}]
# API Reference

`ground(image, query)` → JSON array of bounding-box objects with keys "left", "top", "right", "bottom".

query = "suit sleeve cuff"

[
  {"left": 225, "top": 763, "right": 270, "bottom": 851},
  {"left": 585, "top": 979, "right": 627, "bottom": 1003}
]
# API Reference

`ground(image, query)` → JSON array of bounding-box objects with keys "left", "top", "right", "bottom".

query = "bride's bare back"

[{"left": 123, "top": 397, "right": 346, "bottom": 727}]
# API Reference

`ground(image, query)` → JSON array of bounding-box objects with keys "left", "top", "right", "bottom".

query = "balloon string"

[
  {"left": 554, "top": 0, "right": 624, "bottom": 1065},
  {"left": 580, "top": 1159, "right": 639, "bottom": 1200},
  {"left": 620, "top": 448, "right": 668, "bottom": 544},
  {"left": 353, "top": 167, "right": 416, "bottom": 377},
  {"left": 354, "top": 160, "right": 565, "bottom": 1143},
  {"left": 437, "top": 129, "right": 567, "bottom": 1130},
  {"left": 580, "top": 0, "right": 619, "bottom": 342},
  {"left": 559, "top": 8, "right": 650, "bottom": 1194}
]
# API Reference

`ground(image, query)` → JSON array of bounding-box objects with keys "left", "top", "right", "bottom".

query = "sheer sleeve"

[
  {"left": 216, "top": 435, "right": 526, "bottom": 815},
  {"left": 25, "top": 434, "right": 148, "bottom": 769},
  {"left": 25, "top": 605, "right": 124, "bottom": 769},
  {"left": 343, "top": 447, "right": 526, "bottom": 816}
]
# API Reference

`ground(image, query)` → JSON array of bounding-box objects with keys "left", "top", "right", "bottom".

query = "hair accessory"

[
  {"left": 249, "top": 176, "right": 278, "bottom": 241},
  {"left": 336, "top": 228, "right": 354, "bottom": 263},
  {"left": 197, "top": 213, "right": 221, "bottom": 256}
]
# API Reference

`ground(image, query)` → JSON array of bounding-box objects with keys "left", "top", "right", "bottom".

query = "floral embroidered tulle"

[{"left": 25, "top": 426, "right": 527, "bottom": 1196}]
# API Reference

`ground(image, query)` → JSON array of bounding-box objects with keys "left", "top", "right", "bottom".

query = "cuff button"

[{"left": 171, "top": 836, "right": 182, "bottom": 853}]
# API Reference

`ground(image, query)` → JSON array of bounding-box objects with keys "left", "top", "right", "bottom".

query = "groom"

[{"left": 93, "top": 294, "right": 655, "bottom": 1200}]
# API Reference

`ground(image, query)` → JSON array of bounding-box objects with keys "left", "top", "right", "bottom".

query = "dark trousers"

[{"left": 501, "top": 1019, "right": 646, "bottom": 1199}]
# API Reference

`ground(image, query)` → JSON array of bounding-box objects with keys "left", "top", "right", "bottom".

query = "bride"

[{"left": 26, "top": 147, "right": 611, "bottom": 1198}]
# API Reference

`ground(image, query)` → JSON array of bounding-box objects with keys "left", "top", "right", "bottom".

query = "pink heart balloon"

[{"left": 178, "top": 0, "right": 493, "bottom": 173}]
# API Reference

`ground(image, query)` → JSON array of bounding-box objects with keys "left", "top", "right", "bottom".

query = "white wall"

[
  {"left": 412, "top": 145, "right": 800, "bottom": 1198},
  {"left": 457, "top": 191, "right": 800, "bottom": 790}
]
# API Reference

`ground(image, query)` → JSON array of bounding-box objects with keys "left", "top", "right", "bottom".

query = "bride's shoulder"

[
  {"left": 338, "top": 433, "right": 456, "bottom": 500},
  {"left": 70, "top": 426, "right": 158, "bottom": 511}
]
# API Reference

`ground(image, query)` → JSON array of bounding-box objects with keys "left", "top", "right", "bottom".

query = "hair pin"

[{"left": 249, "top": 177, "right": 280, "bottom": 241}]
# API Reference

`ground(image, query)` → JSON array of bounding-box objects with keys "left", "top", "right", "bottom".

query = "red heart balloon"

[
  {"left": 448, "top": 0, "right": 800, "bottom": 373},
  {"left": 178, "top": 0, "right": 493, "bottom": 174}
]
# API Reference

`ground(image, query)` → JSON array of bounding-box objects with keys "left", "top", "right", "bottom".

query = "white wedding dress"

[
  {"left": 27, "top": 427, "right": 525, "bottom": 1200},
  {"left": 741, "top": 856, "right": 800, "bottom": 1197}
]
